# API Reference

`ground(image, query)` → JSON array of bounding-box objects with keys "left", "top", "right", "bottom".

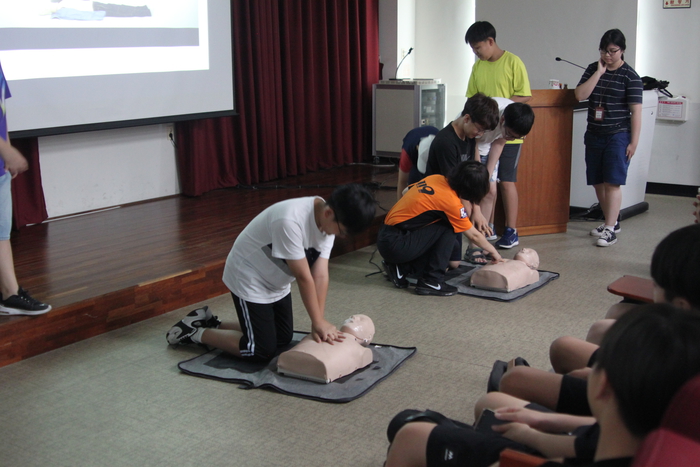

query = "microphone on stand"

[
  {"left": 555, "top": 57, "right": 585, "bottom": 70},
  {"left": 392, "top": 47, "right": 413, "bottom": 80}
]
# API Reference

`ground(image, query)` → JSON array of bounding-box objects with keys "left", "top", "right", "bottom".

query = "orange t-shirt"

[{"left": 384, "top": 175, "right": 473, "bottom": 233}]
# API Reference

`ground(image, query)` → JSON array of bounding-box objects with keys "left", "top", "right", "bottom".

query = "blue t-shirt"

[{"left": 0, "top": 61, "right": 11, "bottom": 173}]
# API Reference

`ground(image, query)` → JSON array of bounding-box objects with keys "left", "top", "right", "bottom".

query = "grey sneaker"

[
  {"left": 590, "top": 222, "right": 621, "bottom": 237},
  {"left": 0, "top": 288, "right": 51, "bottom": 316},
  {"left": 596, "top": 229, "right": 618, "bottom": 247}
]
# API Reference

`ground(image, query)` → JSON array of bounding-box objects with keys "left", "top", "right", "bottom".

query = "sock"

[
  {"left": 191, "top": 327, "right": 205, "bottom": 344},
  {"left": 605, "top": 225, "right": 616, "bottom": 231}
]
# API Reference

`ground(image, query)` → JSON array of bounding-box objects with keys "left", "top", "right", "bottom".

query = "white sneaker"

[
  {"left": 596, "top": 229, "right": 618, "bottom": 247},
  {"left": 590, "top": 222, "right": 621, "bottom": 237}
]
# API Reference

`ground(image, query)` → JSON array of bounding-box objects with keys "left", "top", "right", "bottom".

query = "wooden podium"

[{"left": 496, "top": 89, "right": 579, "bottom": 236}]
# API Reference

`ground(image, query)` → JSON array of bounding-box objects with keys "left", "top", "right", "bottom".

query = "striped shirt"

[{"left": 578, "top": 61, "right": 643, "bottom": 134}]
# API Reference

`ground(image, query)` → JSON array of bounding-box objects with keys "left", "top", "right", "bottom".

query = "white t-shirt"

[
  {"left": 223, "top": 197, "right": 335, "bottom": 303},
  {"left": 476, "top": 97, "right": 513, "bottom": 156}
]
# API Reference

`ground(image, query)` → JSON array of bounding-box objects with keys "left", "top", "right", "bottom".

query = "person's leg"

[
  {"left": 604, "top": 301, "right": 639, "bottom": 319},
  {"left": 385, "top": 422, "right": 435, "bottom": 467},
  {"left": 0, "top": 240, "right": 19, "bottom": 300},
  {"left": 602, "top": 183, "right": 622, "bottom": 227},
  {"left": 0, "top": 172, "right": 19, "bottom": 299},
  {"left": 549, "top": 336, "right": 599, "bottom": 374},
  {"left": 500, "top": 181, "right": 518, "bottom": 229},
  {"left": 495, "top": 145, "right": 521, "bottom": 249},
  {"left": 474, "top": 391, "right": 529, "bottom": 421},
  {"left": 585, "top": 319, "right": 615, "bottom": 345},
  {"left": 499, "top": 366, "right": 563, "bottom": 411}
]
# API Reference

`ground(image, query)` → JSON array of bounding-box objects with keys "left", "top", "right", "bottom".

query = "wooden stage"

[{"left": 0, "top": 164, "right": 398, "bottom": 368}]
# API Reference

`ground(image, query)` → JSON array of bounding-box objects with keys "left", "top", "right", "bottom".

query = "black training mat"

[
  {"left": 444, "top": 263, "right": 560, "bottom": 302},
  {"left": 177, "top": 332, "right": 416, "bottom": 403}
]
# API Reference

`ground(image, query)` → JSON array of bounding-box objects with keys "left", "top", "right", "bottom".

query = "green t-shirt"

[{"left": 466, "top": 51, "right": 531, "bottom": 145}]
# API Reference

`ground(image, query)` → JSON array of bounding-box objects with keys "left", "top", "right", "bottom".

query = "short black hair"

[
  {"left": 446, "top": 160, "right": 489, "bottom": 204},
  {"left": 465, "top": 21, "right": 496, "bottom": 45},
  {"left": 596, "top": 304, "right": 700, "bottom": 438},
  {"left": 461, "top": 93, "right": 499, "bottom": 131},
  {"left": 326, "top": 184, "right": 376, "bottom": 235},
  {"left": 650, "top": 224, "right": 700, "bottom": 310},
  {"left": 599, "top": 28, "right": 627, "bottom": 52},
  {"left": 503, "top": 103, "right": 535, "bottom": 137}
]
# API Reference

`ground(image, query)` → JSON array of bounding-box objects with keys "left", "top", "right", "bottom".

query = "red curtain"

[
  {"left": 175, "top": 0, "right": 380, "bottom": 196},
  {"left": 10, "top": 137, "right": 48, "bottom": 229}
]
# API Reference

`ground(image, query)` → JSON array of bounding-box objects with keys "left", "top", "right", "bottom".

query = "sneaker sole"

[
  {"left": 166, "top": 323, "right": 196, "bottom": 345},
  {"left": 596, "top": 239, "right": 617, "bottom": 247},
  {"left": 415, "top": 287, "right": 457, "bottom": 296},
  {"left": 496, "top": 240, "right": 519, "bottom": 249},
  {"left": 0, "top": 305, "right": 52, "bottom": 316}
]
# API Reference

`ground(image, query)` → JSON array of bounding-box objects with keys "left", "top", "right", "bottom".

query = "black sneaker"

[
  {"left": 0, "top": 288, "right": 51, "bottom": 316},
  {"left": 590, "top": 222, "right": 621, "bottom": 237},
  {"left": 185, "top": 306, "right": 221, "bottom": 328},
  {"left": 415, "top": 279, "right": 457, "bottom": 296},
  {"left": 383, "top": 261, "right": 408, "bottom": 288},
  {"left": 166, "top": 320, "right": 197, "bottom": 345}
]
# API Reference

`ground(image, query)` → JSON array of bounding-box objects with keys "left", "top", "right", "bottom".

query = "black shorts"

[
  {"left": 497, "top": 143, "right": 522, "bottom": 182},
  {"left": 556, "top": 374, "right": 592, "bottom": 416},
  {"left": 387, "top": 409, "right": 540, "bottom": 467},
  {"left": 232, "top": 292, "right": 294, "bottom": 362}
]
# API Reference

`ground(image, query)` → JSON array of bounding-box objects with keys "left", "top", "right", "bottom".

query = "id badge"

[{"left": 594, "top": 106, "right": 604, "bottom": 121}]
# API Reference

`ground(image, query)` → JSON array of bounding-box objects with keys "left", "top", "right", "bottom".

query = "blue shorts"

[
  {"left": 584, "top": 131, "right": 631, "bottom": 186},
  {"left": 0, "top": 172, "right": 12, "bottom": 241}
]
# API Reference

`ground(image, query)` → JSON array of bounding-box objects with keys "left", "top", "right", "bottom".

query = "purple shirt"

[{"left": 0, "top": 61, "right": 11, "bottom": 173}]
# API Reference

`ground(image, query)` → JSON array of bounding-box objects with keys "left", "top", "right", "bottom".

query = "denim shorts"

[
  {"left": 584, "top": 131, "right": 631, "bottom": 186},
  {"left": 0, "top": 172, "right": 12, "bottom": 241}
]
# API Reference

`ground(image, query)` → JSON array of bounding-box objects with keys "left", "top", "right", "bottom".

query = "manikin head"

[
  {"left": 514, "top": 248, "right": 539, "bottom": 270},
  {"left": 341, "top": 315, "right": 375, "bottom": 346}
]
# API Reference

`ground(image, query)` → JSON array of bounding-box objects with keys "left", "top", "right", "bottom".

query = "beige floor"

[{"left": 0, "top": 194, "right": 693, "bottom": 467}]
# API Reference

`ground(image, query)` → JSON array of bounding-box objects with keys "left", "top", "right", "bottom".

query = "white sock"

[
  {"left": 191, "top": 327, "right": 205, "bottom": 344},
  {"left": 605, "top": 225, "right": 616, "bottom": 231}
]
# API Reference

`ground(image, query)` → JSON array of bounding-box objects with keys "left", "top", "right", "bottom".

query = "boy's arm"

[
  {"left": 509, "top": 95, "right": 531, "bottom": 103},
  {"left": 493, "top": 423, "right": 577, "bottom": 459},
  {"left": 0, "top": 136, "right": 29, "bottom": 178},
  {"left": 464, "top": 226, "right": 502, "bottom": 262},
  {"left": 286, "top": 257, "right": 340, "bottom": 344},
  {"left": 486, "top": 138, "right": 506, "bottom": 176}
]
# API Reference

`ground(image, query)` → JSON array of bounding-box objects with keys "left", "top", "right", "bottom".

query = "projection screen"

[{"left": 0, "top": 0, "right": 235, "bottom": 137}]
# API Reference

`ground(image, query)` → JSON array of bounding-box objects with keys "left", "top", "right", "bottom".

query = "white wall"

[
  {"left": 379, "top": 0, "right": 700, "bottom": 188},
  {"left": 33, "top": 1, "right": 700, "bottom": 219},
  {"left": 637, "top": 0, "right": 700, "bottom": 186},
  {"left": 39, "top": 124, "right": 180, "bottom": 218}
]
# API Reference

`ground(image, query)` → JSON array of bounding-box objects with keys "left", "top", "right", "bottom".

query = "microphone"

[
  {"left": 393, "top": 47, "right": 413, "bottom": 80},
  {"left": 555, "top": 57, "right": 585, "bottom": 70}
]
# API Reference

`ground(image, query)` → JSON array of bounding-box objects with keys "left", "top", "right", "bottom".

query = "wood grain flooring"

[{"left": 0, "top": 164, "right": 398, "bottom": 368}]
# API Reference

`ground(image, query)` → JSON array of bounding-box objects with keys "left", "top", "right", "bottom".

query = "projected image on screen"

[
  {"left": 0, "top": 0, "right": 233, "bottom": 136},
  {"left": 0, "top": 0, "right": 205, "bottom": 80}
]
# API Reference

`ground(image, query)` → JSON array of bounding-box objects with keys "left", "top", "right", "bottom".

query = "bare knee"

[
  {"left": 386, "top": 422, "right": 434, "bottom": 467},
  {"left": 585, "top": 319, "right": 615, "bottom": 345},
  {"left": 474, "top": 391, "right": 528, "bottom": 421},
  {"left": 499, "top": 365, "right": 534, "bottom": 397}
]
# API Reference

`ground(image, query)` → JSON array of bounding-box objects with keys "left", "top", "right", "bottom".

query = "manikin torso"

[
  {"left": 277, "top": 315, "right": 375, "bottom": 383},
  {"left": 470, "top": 248, "right": 540, "bottom": 292}
]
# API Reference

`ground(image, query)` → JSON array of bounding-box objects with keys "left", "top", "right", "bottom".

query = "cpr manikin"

[
  {"left": 277, "top": 315, "right": 375, "bottom": 383},
  {"left": 470, "top": 248, "right": 540, "bottom": 292}
]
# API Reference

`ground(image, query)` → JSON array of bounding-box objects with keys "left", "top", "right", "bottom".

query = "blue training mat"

[{"left": 177, "top": 332, "right": 416, "bottom": 403}]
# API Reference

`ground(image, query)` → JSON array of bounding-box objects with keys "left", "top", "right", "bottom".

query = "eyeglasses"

[
  {"left": 599, "top": 48, "right": 621, "bottom": 56},
  {"left": 502, "top": 126, "right": 524, "bottom": 141},
  {"left": 335, "top": 218, "right": 348, "bottom": 237}
]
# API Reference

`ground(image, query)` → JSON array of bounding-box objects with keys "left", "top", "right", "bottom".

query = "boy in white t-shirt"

[{"left": 166, "top": 184, "right": 376, "bottom": 362}]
